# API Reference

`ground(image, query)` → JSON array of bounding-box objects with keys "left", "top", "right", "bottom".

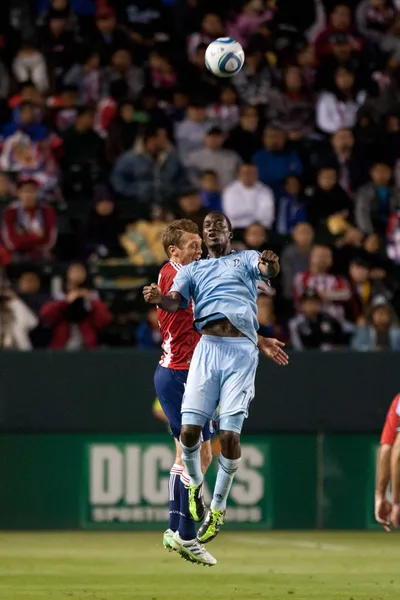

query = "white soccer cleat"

[{"left": 170, "top": 531, "right": 217, "bottom": 566}]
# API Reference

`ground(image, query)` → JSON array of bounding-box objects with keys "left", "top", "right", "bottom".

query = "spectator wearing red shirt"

[
  {"left": 314, "top": 4, "right": 363, "bottom": 60},
  {"left": 1, "top": 178, "right": 57, "bottom": 261}
]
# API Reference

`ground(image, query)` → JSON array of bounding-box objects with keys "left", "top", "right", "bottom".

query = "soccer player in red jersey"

[{"left": 375, "top": 394, "right": 400, "bottom": 530}]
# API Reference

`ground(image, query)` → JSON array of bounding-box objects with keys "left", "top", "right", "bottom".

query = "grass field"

[{"left": 1, "top": 531, "right": 399, "bottom": 600}]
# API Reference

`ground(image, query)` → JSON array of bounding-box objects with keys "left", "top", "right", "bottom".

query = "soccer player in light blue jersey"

[{"left": 144, "top": 211, "right": 285, "bottom": 549}]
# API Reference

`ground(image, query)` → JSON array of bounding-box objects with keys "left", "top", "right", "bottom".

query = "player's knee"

[
  {"left": 219, "top": 430, "right": 241, "bottom": 459},
  {"left": 200, "top": 441, "right": 213, "bottom": 473},
  {"left": 181, "top": 424, "right": 201, "bottom": 448}
]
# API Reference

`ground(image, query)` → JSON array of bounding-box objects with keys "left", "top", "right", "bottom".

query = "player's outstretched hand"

[
  {"left": 391, "top": 503, "right": 400, "bottom": 529},
  {"left": 143, "top": 283, "right": 162, "bottom": 304},
  {"left": 257, "top": 337, "right": 289, "bottom": 366},
  {"left": 375, "top": 495, "right": 392, "bottom": 532},
  {"left": 259, "top": 250, "right": 280, "bottom": 277}
]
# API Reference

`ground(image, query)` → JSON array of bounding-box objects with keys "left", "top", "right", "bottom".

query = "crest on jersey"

[{"left": 233, "top": 259, "right": 240, "bottom": 267}]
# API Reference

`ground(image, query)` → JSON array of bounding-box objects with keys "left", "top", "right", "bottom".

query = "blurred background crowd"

[{"left": 0, "top": 0, "right": 400, "bottom": 351}]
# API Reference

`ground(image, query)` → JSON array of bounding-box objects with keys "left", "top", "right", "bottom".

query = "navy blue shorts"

[{"left": 154, "top": 364, "right": 212, "bottom": 441}]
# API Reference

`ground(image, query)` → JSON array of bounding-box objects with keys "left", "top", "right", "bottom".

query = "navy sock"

[
  {"left": 168, "top": 464, "right": 183, "bottom": 531},
  {"left": 178, "top": 470, "right": 197, "bottom": 541}
]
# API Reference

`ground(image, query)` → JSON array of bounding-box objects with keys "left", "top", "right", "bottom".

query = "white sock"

[{"left": 180, "top": 439, "right": 203, "bottom": 486}]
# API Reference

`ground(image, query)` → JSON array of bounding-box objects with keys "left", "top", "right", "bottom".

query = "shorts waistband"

[{"left": 200, "top": 334, "right": 253, "bottom": 345}]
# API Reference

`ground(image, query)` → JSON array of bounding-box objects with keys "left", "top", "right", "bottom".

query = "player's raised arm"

[
  {"left": 258, "top": 250, "right": 280, "bottom": 278},
  {"left": 143, "top": 284, "right": 182, "bottom": 313}
]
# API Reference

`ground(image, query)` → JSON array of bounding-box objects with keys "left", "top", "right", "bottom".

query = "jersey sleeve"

[
  {"left": 170, "top": 265, "right": 193, "bottom": 309},
  {"left": 242, "top": 250, "right": 270, "bottom": 281},
  {"left": 380, "top": 395, "right": 400, "bottom": 445}
]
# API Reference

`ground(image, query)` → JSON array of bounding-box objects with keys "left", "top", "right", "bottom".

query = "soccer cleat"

[
  {"left": 186, "top": 482, "right": 206, "bottom": 522},
  {"left": 170, "top": 531, "right": 217, "bottom": 566},
  {"left": 197, "top": 508, "right": 225, "bottom": 544},
  {"left": 163, "top": 529, "right": 175, "bottom": 551}
]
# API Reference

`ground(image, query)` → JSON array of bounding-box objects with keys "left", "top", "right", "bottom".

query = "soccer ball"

[{"left": 205, "top": 38, "right": 245, "bottom": 78}]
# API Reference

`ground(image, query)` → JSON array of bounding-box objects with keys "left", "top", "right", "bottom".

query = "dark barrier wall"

[{"left": 0, "top": 350, "right": 398, "bottom": 433}]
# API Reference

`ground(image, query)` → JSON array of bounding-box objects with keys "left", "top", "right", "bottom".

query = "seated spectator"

[
  {"left": 289, "top": 288, "right": 345, "bottom": 350},
  {"left": 356, "top": 0, "right": 394, "bottom": 44},
  {"left": 257, "top": 293, "right": 288, "bottom": 342},
  {"left": 222, "top": 163, "right": 275, "bottom": 230},
  {"left": 148, "top": 51, "right": 177, "bottom": 99},
  {"left": 177, "top": 189, "right": 208, "bottom": 231},
  {"left": 321, "top": 128, "right": 369, "bottom": 195},
  {"left": 355, "top": 162, "right": 400, "bottom": 236},
  {"left": 104, "top": 48, "right": 144, "bottom": 101},
  {"left": 175, "top": 101, "right": 211, "bottom": 166},
  {"left": 266, "top": 65, "right": 314, "bottom": 139},
  {"left": 136, "top": 307, "right": 162, "bottom": 349},
  {"left": 0, "top": 173, "right": 15, "bottom": 205},
  {"left": 316, "top": 34, "right": 371, "bottom": 92},
  {"left": 81, "top": 186, "right": 122, "bottom": 260},
  {"left": 105, "top": 101, "right": 139, "bottom": 165},
  {"left": 347, "top": 257, "right": 389, "bottom": 323},
  {"left": 39, "top": 9, "right": 79, "bottom": 87},
  {"left": 47, "top": 84, "right": 78, "bottom": 133},
  {"left": 225, "top": 104, "right": 262, "bottom": 162},
  {"left": 295, "top": 43, "right": 316, "bottom": 90},
  {"left": 207, "top": 86, "right": 240, "bottom": 132},
  {"left": 316, "top": 67, "right": 367, "bottom": 134},
  {"left": 233, "top": 45, "right": 273, "bottom": 107},
  {"left": 0, "top": 287, "right": 39, "bottom": 349},
  {"left": 243, "top": 222, "right": 269, "bottom": 253},
  {"left": 363, "top": 233, "right": 394, "bottom": 277},
  {"left": 111, "top": 127, "right": 187, "bottom": 216},
  {"left": 41, "top": 266, "right": 112, "bottom": 349},
  {"left": 314, "top": 4, "right": 362, "bottom": 60},
  {"left": 12, "top": 41, "right": 49, "bottom": 95},
  {"left": 16, "top": 271, "right": 49, "bottom": 314},
  {"left": 351, "top": 297, "right": 400, "bottom": 350},
  {"left": 61, "top": 106, "right": 103, "bottom": 198},
  {"left": 252, "top": 126, "right": 303, "bottom": 200},
  {"left": 2, "top": 101, "right": 49, "bottom": 142},
  {"left": 380, "top": 13, "right": 400, "bottom": 64},
  {"left": 276, "top": 175, "right": 307, "bottom": 235},
  {"left": 200, "top": 170, "right": 222, "bottom": 212},
  {"left": 8, "top": 81, "right": 43, "bottom": 112},
  {"left": 37, "top": 0, "right": 79, "bottom": 34},
  {"left": 64, "top": 49, "right": 104, "bottom": 105},
  {"left": 281, "top": 222, "right": 314, "bottom": 300},
  {"left": 91, "top": 6, "right": 132, "bottom": 66},
  {"left": 1, "top": 178, "right": 57, "bottom": 261},
  {"left": 179, "top": 44, "right": 220, "bottom": 102},
  {"left": 94, "top": 79, "right": 129, "bottom": 139},
  {"left": 306, "top": 166, "right": 353, "bottom": 231},
  {"left": 293, "top": 245, "right": 352, "bottom": 322},
  {"left": 187, "top": 13, "right": 224, "bottom": 62},
  {"left": 187, "top": 127, "right": 242, "bottom": 189},
  {"left": 120, "top": 205, "right": 174, "bottom": 266},
  {"left": 228, "top": 0, "right": 274, "bottom": 48}
]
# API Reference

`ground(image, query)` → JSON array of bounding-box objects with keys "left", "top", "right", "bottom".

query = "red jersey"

[
  {"left": 157, "top": 261, "right": 200, "bottom": 370},
  {"left": 380, "top": 394, "right": 400, "bottom": 446},
  {"left": 293, "top": 270, "right": 351, "bottom": 320}
]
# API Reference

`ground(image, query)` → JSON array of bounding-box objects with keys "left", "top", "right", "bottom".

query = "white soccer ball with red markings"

[{"left": 205, "top": 37, "right": 245, "bottom": 78}]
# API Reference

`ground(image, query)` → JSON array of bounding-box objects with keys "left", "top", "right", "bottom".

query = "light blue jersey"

[{"left": 170, "top": 250, "right": 268, "bottom": 345}]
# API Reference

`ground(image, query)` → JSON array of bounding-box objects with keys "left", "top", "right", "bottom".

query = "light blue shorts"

[{"left": 181, "top": 335, "right": 259, "bottom": 428}]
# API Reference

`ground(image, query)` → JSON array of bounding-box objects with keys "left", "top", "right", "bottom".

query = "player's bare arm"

[
  {"left": 143, "top": 284, "right": 182, "bottom": 313},
  {"left": 375, "top": 444, "right": 392, "bottom": 531},
  {"left": 390, "top": 434, "right": 400, "bottom": 527},
  {"left": 257, "top": 336, "right": 289, "bottom": 366},
  {"left": 258, "top": 250, "right": 280, "bottom": 278}
]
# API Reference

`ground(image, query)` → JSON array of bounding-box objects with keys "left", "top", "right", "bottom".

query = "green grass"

[{"left": 0, "top": 531, "right": 399, "bottom": 600}]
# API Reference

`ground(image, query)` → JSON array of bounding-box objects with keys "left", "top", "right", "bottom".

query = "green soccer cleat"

[
  {"left": 170, "top": 532, "right": 217, "bottom": 566},
  {"left": 197, "top": 508, "right": 225, "bottom": 544},
  {"left": 163, "top": 529, "right": 175, "bottom": 551},
  {"left": 186, "top": 482, "right": 206, "bottom": 522}
]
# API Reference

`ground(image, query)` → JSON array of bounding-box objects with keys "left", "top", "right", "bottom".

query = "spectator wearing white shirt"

[
  {"left": 316, "top": 67, "right": 367, "bottom": 134},
  {"left": 222, "top": 163, "right": 275, "bottom": 230}
]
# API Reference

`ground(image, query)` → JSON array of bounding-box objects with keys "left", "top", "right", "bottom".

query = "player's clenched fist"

[
  {"left": 143, "top": 283, "right": 162, "bottom": 304},
  {"left": 259, "top": 250, "right": 280, "bottom": 277}
]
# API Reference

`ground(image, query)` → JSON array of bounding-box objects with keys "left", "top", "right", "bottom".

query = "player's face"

[
  {"left": 175, "top": 232, "right": 202, "bottom": 266},
  {"left": 203, "top": 214, "right": 231, "bottom": 250}
]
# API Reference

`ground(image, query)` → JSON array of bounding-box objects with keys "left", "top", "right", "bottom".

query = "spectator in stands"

[
  {"left": 289, "top": 288, "right": 345, "bottom": 350},
  {"left": 0, "top": 173, "right": 15, "bottom": 205},
  {"left": 281, "top": 222, "right": 314, "bottom": 300},
  {"left": 95, "top": 79, "right": 129, "bottom": 139},
  {"left": 64, "top": 49, "right": 104, "bottom": 105},
  {"left": 293, "top": 245, "right": 352, "bottom": 321},
  {"left": 48, "top": 84, "right": 78, "bottom": 133},
  {"left": 0, "top": 287, "right": 39, "bottom": 350},
  {"left": 252, "top": 126, "right": 303, "bottom": 200},
  {"left": 177, "top": 189, "right": 208, "bottom": 231},
  {"left": 175, "top": 100, "right": 211, "bottom": 166},
  {"left": 187, "top": 13, "right": 224, "bottom": 62},
  {"left": 276, "top": 175, "right": 307, "bottom": 235},
  {"left": 266, "top": 65, "right": 315, "bottom": 138},
  {"left": 233, "top": 44, "right": 273, "bottom": 107},
  {"left": 243, "top": 222, "right": 269, "bottom": 253},
  {"left": 314, "top": 4, "right": 362, "bottom": 60},
  {"left": 356, "top": 0, "right": 395, "bottom": 44},
  {"left": 316, "top": 33, "right": 371, "bottom": 93},
  {"left": 323, "top": 128, "right": 369, "bottom": 195},
  {"left": 41, "top": 275, "right": 112, "bottom": 349},
  {"left": 207, "top": 86, "right": 240, "bottom": 132},
  {"left": 111, "top": 127, "right": 187, "bottom": 216},
  {"left": 347, "top": 257, "right": 389, "bottom": 324},
  {"left": 316, "top": 67, "right": 368, "bottom": 134},
  {"left": 39, "top": 9, "right": 79, "bottom": 87},
  {"left": 351, "top": 296, "right": 400, "bottom": 350},
  {"left": 16, "top": 271, "right": 49, "bottom": 315},
  {"left": 380, "top": 13, "right": 400, "bottom": 63},
  {"left": 120, "top": 205, "right": 174, "bottom": 266},
  {"left": 356, "top": 162, "right": 400, "bottom": 236},
  {"left": 180, "top": 44, "right": 220, "bottom": 102},
  {"left": 0, "top": 59, "right": 10, "bottom": 101},
  {"left": 222, "top": 163, "right": 275, "bottom": 230},
  {"left": 135, "top": 307, "right": 162, "bottom": 349},
  {"left": 148, "top": 51, "right": 177, "bottom": 100},
  {"left": 306, "top": 166, "right": 353, "bottom": 231},
  {"left": 228, "top": 0, "right": 274, "bottom": 48},
  {"left": 92, "top": 6, "right": 131, "bottom": 66},
  {"left": 257, "top": 293, "right": 287, "bottom": 342},
  {"left": 199, "top": 170, "right": 222, "bottom": 212},
  {"left": 37, "top": 0, "right": 80, "bottom": 34},
  {"left": 225, "top": 105, "right": 262, "bottom": 162},
  {"left": 2, "top": 101, "right": 49, "bottom": 142},
  {"left": 104, "top": 48, "right": 144, "bottom": 101},
  {"left": 295, "top": 43, "right": 316, "bottom": 90},
  {"left": 187, "top": 126, "right": 242, "bottom": 189},
  {"left": 105, "top": 100, "right": 141, "bottom": 165},
  {"left": 12, "top": 41, "right": 50, "bottom": 94},
  {"left": 81, "top": 185, "right": 122, "bottom": 260},
  {"left": 1, "top": 178, "right": 57, "bottom": 261}
]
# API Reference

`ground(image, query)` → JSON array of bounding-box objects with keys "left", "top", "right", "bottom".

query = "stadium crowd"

[{"left": 0, "top": 0, "right": 400, "bottom": 351}]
